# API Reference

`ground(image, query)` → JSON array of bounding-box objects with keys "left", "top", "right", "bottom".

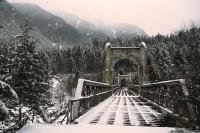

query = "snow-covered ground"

[
  {"left": 18, "top": 124, "right": 195, "bottom": 133},
  {"left": 51, "top": 78, "right": 60, "bottom": 89},
  {"left": 50, "top": 75, "right": 71, "bottom": 105}
]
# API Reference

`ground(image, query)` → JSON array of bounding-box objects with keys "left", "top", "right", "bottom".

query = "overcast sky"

[{"left": 8, "top": 0, "right": 200, "bottom": 35}]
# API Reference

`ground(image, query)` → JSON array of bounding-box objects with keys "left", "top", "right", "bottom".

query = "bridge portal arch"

[
  {"left": 112, "top": 58, "right": 139, "bottom": 85},
  {"left": 113, "top": 58, "right": 138, "bottom": 74},
  {"left": 103, "top": 42, "right": 148, "bottom": 85}
]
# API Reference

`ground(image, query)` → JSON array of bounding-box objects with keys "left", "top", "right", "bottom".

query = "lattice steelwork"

[{"left": 75, "top": 89, "right": 175, "bottom": 126}]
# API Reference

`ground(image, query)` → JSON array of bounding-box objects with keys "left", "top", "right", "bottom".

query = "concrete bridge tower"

[{"left": 103, "top": 42, "right": 148, "bottom": 85}]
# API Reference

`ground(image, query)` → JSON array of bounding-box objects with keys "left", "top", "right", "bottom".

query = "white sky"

[{"left": 8, "top": 0, "right": 200, "bottom": 35}]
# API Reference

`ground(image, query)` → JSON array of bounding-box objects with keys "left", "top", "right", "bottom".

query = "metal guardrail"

[
  {"left": 128, "top": 85, "right": 140, "bottom": 95},
  {"left": 62, "top": 78, "right": 199, "bottom": 127},
  {"left": 138, "top": 79, "right": 200, "bottom": 128},
  {"left": 74, "top": 78, "right": 112, "bottom": 99},
  {"left": 69, "top": 90, "right": 116, "bottom": 122},
  {"left": 61, "top": 79, "right": 118, "bottom": 124}
]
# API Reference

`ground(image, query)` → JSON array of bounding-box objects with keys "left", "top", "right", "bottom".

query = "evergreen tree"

[{"left": 12, "top": 18, "right": 51, "bottom": 110}]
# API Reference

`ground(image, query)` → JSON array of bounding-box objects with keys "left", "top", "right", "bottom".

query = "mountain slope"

[
  {"left": 12, "top": 3, "right": 81, "bottom": 43},
  {"left": 0, "top": 1, "right": 56, "bottom": 49},
  {"left": 54, "top": 12, "right": 107, "bottom": 40},
  {"left": 55, "top": 12, "right": 147, "bottom": 39},
  {"left": 96, "top": 23, "right": 147, "bottom": 39},
  {"left": 1, "top": 1, "right": 147, "bottom": 48}
]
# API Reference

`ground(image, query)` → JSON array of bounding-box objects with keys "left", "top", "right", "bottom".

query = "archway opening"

[
  {"left": 113, "top": 58, "right": 139, "bottom": 86},
  {"left": 120, "top": 79, "right": 127, "bottom": 87}
]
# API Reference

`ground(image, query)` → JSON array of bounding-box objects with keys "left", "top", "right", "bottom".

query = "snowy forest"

[
  {"left": 1, "top": 0, "right": 200, "bottom": 132},
  {"left": 1, "top": 19, "right": 200, "bottom": 131}
]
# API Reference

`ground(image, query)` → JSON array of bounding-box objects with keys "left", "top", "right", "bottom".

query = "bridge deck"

[{"left": 75, "top": 88, "right": 171, "bottom": 126}]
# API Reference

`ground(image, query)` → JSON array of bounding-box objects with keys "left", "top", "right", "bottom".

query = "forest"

[
  {"left": 1, "top": 19, "right": 200, "bottom": 131},
  {"left": 47, "top": 26, "right": 200, "bottom": 93}
]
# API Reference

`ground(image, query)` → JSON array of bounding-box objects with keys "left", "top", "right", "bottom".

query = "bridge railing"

[
  {"left": 62, "top": 79, "right": 118, "bottom": 124},
  {"left": 140, "top": 79, "right": 200, "bottom": 127},
  {"left": 128, "top": 85, "right": 140, "bottom": 95}
]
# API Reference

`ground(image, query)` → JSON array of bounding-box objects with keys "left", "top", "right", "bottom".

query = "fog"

[{"left": 8, "top": 0, "right": 200, "bottom": 35}]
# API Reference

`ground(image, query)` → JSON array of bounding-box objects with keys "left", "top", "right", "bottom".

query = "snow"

[
  {"left": 0, "top": 100, "right": 9, "bottom": 114},
  {"left": 0, "top": 80, "right": 10, "bottom": 89},
  {"left": 47, "top": 24, "right": 52, "bottom": 27},
  {"left": 140, "top": 42, "right": 147, "bottom": 48},
  {"left": 0, "top": 80, "right": 18, "bottom": 98},
  {"left": 51, "top": 78, "right": 60, "bottom": 89},
  {"left": 39, "top": 106, "right": 50, "bottom": 123},
  {"left": 113, "top": 29, "right": 116, "bottom": 38},
  {"left": 74, "top": 78, "right": 110, "bottom": 99},
  {"left": 59, "top": 44, "right": 62, "bottom": 50},
  {"left": 75, "top": 89, "right": 162, "bottom": 126},
  {"left": 105, "top": 42, "right": 111, "bottom": 48},
  {"left": 4, "top": 75, "right": 12, "bottom": 81},
  {"left": 0, "top": 54, "right": 7, "bottom": 60},
  {"left": 14, "top": 35, "right": 22, "bottom": 39},
  {"left": 55, "top": 23, "right": 58, "bottom": 28},
  {"left": 10, "top": 89, "right": 18, "bottom": 99},
  {"left": 0, "top": 80, "right": 18, "bottom": 115},
  {"left": 111, "top": 47, "right": 139, "bottom": 49},
  {"left": 80, "top": 78, "right": 110, "bottom": 86},
  {"left": 86, "top": 32, "right": 90, "bottom": 36},
  {"left": 74, "top": 78, "right": 85, "bottom": 99},
  {"left": 18, "top": 124, "right": 194, "bottom": 133},
  {"left": 52, "top": 43, "right": 57, "bottom": 47},
  {"left": 76, "top": 20, "right": 81, "bottom": 28},
  {"left": 142, "top": 79, "right": 189, "bottom": 96},
  {"left": 143, "top": 79, "right": 185, "bottom": 86}
]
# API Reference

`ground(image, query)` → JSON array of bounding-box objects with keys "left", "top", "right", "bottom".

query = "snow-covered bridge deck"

[
  {"left": 18, "top": 81, "right": 199, "bottom": 133},
  {"left": 75, "top": 89, "right": 170, "bottom": 126},
  {"left": 19, "top": 124, "right": 194, "bottom": 133}
]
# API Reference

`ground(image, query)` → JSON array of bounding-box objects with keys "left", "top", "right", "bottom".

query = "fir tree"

[{"left": 12, "top": 18, "right": 51, "bottom": 110}]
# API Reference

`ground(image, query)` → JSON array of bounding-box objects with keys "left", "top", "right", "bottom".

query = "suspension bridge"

[{"left": 19, "top": 42, "right": 200, "bottom": 133}]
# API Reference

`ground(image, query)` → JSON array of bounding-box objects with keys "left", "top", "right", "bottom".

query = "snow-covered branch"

[
  {"left": 0, "top": 80, "right": 18, "bottom": 115},
  {"left": 0, "top": 80, "right": 18, "bottom": 99},
  {"left": 0, "top": 100, "right": 9, "bottom": 114}
]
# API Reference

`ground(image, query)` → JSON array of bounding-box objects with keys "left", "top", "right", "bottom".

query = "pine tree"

[{"left": 12, "top": 18, "right": 51, "bottom": 110}]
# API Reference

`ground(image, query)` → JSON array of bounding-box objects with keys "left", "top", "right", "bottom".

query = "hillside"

[
  {"left": 0, "top": 1, "right": 147, "bottom": 48},
  {"left": 0, "top": 1, "right": 54, "bottom": 48},
  {"left": 12, "top": 3, "right": 81, "bottom": 44},
  {"left": 54, "top": 12, "right": 147, "bottom": 40}
]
